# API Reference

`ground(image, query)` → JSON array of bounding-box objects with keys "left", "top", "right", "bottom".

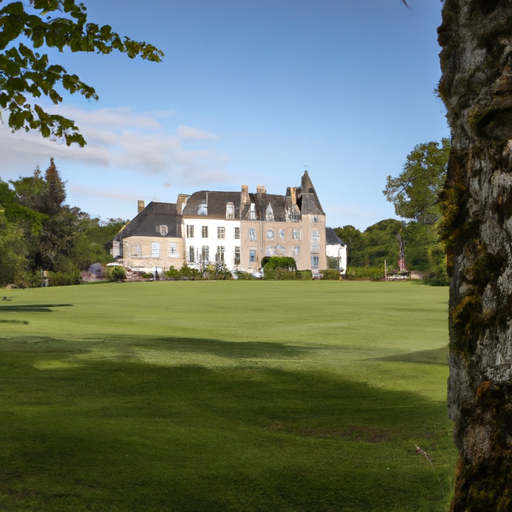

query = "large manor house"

[{"left": 111, "top": 171, "right": 346, "bottom": 275}]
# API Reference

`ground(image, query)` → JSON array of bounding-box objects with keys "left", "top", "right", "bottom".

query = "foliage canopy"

[
  {"left": 0, "top": 0, "right": 163, "bottom": 146},
  {"left": 383, "top": 138, "right": 450, "bottom": 224}
]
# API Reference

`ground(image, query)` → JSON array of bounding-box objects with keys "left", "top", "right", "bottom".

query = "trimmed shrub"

[
  {"left": 346, "top": 267, "right": 385, "bottom": 281},
  {"left": 47, "top": 270, "right": 81, "bottom": 286},
  {"left": 165, "top": 266, "right": 180, "bottom": 279},
  {"left": 233, "top": 270, "right": 253, "bottom": 280},
  {"left": 263, "top": 257, "right": 297, "bottom": 271},
  {"left": 321, "top": 269, "right": 341, "bottom": 280},
  {"left": 296, "top": 270, "right": 312, "bottom": 280},
  {"left": 424, "top": 274, "right": 451, "bottom": 286},
  {"left": 178, "top": 265, "right": 201, "bottom": 280},
  {"left": 107, "top": 266, "right": 126, "bottom": 281}
]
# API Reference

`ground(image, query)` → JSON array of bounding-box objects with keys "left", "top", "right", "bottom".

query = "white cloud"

[
  {"left": 0, "top": 106, "right": 231, "bottom": 186},
  {"left": 177, "top": 124, "right": 219, "bottom": 141}
]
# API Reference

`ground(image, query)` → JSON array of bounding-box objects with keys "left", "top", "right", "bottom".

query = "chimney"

[
  {"left": 138, "top": 200, "right": 145, "bottom": 214},
  {"left": 290, "top": 187, "right": 297, "bottom": 205},
  {"left": 256, "top": 185, "right": 266, "bottom": 194},
  {"left": 241, "top": 184, "right": 250, "bottom": 204}
]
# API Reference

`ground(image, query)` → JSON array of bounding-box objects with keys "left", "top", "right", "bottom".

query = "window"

[
  {"left": 249, "top": 250, "right": 256, "bottom": 264},
  {"left": 189, "top": 245, "right": 195, "bottom": 263},
  {"left": 198, "top": 201, "right": 208, "bottom": 215},
  {"left": 311, "top": 216, "right": 319, "bottom": 224},
  {"left": 265, "top": 204, "right": 274, "bottom": 221},
  {"left": 216, "top": 246, "right": 225, "bottom": 263},
  {"left": 266, "top": 246, "right": 276, "bottom": 256},
  {"left": 311, "top": 244, "right": 320, "bottom": 254},
  {"left": 159, "top": 225, "right": 168, "bottom": 236},
  {"left": 311, "top": 255, "right": 319, "bottom": 269},
  {"left": 187, "top": 225, "right": 194, "bottom": 238},
  {"left": 293, "top": 246, "right": 300, "bottom": 256},
  {"left": 249, "top": 228, "right": 256, "bottom": 241},
  {"left": 234, "top": 227, "right": 240, "bottom": 239},
  {"left": 152, "top": 243, "right": 160, "bottom": 258},
  {"left": 226, "top": 202, "right": 235, "bottom": 219},
  {"left": 266, "top": 229, "right": 274, "bottom": 239},
  {"left": 133, "top": 245, "right": 142, "bottom": 256},
  {"left": 292, "top": 228, "right": 301, "bottom": 240},
  {"left": 234, "top": 246, "right": 241, "bottom": 265},
  {"left": 311, "top": 229, "right": 320, "bottom": 242},
  {"left": 277, "top": 245, "right": 286, "bottom": 255},
  {"left": 202, "top": 226, "right": 208, "bottom": 238},
  {"left": 168, "top": 243, "right": 178, "bottom": 257},
  {"left": 249, "top": 203, "right": 256, "bottom": 220},
  {"left": 218, "top": 226, "right": 225, "bottom": 239},
  {"left": 201, "top": 245, "right": 209, "bottom": 261},
  {"left": 279, "top": 229, "right": 285, "bottom": 240}
]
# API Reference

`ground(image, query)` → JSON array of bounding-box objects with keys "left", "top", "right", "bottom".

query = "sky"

[{"left": 0, "top": 0, "right": 450, "bottom": 231}]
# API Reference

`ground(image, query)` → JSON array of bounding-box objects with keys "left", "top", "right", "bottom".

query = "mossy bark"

[{"left": 438, "top": 1, "right": 512, "bottom": 510}]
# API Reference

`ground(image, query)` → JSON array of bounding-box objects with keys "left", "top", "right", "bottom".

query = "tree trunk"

[{"left": 438, "top": 1, "right": 512, "bottom": 510}]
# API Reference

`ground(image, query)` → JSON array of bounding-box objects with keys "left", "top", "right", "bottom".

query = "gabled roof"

[
  {"left": 326, "top": 227, "right": 345, "bottom": 246},
  {"left": 115, "top": 201, "right": 182, "bottom": 240}
]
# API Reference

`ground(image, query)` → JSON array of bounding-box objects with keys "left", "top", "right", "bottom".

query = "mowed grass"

[{"left": 0, "top": 281, "right": 455, "bottom": 511}]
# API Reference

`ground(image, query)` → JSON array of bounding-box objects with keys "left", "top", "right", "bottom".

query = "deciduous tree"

[
  {"left": 0, "top": 0, "right": 163, "bottom": 146},
  {"left": 384, "top": 139, "right": 450, "bottom": 224}
]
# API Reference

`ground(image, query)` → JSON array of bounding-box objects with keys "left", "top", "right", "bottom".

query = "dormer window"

[
  {"left": 198, "top": 201, "right": 208, "bottom": 215},
  {"left": 265, "top": 204, "right": 274, "bottom": 221},
  {"left": 226, "top": 202, "right": 235, "bottom": 219},
  {"left": 159, "top": 225, "right": 168, "bottom": 236},
  {"left": 249, "top": 203, "right": 256, "bottom": 220}
]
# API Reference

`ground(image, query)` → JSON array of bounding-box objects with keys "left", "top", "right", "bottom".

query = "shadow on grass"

[
  {"left": 1, "top": 334, "right": 314, "bottom": 360},
  {"left": 0, "top": 303, "right": 73, "bottom": 313},
  {"left": 0, "top": 344, "right": 456, "bottom": 512},
  {"left": 376, "top": 345, "right": 449, "bottom": 366},
  {"left": 142, "top": 335, "right": 314, "bottom": 360}
]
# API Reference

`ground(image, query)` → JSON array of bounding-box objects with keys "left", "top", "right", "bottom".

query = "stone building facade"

[{"left": 112, "top": 171, "right": 341, "bottom": 274}]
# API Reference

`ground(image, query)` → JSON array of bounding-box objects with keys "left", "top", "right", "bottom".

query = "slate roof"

[
  {"left": 182, "top": 171, "right": 324, "bottom": 222},
  {"left": 182, "top": 191, "right": 241, "bottom": 219},
  {"left": 299, "top": 171, "right": 325, "bottom": 215},
  {"left": 114, "top": 202, "right": 182, "bottom": 240},
  {"left": 326, "top": 227, "right": 345, "bottom": 246}
]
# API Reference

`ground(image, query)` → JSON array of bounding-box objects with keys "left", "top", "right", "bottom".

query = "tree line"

[
  {"left": 0, "top": 159, "right": 126, "bottom": 287},
  {"left": 334, "top": 138, "right": 450, "bottom": 280}
]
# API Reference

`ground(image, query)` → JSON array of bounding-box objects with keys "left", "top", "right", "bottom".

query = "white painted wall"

[
  {"left": 183, "top": 218, "right": 241, "bottom": 271},
  {"left": 326, "top": 244, "right": 347, "bottom": 274}
]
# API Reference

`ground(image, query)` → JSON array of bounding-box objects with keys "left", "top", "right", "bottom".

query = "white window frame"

[{"left": 168, "top": 243, "right": 178, "bottom": 257}]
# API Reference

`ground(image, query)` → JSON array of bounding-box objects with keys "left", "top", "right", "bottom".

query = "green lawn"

[{"left": 0, "top": 281, "right": 455, "bottom": 511}]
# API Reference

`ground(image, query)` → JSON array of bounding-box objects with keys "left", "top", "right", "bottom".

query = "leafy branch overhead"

[{"left": 0, "top": 0, "right": 163, "bottom": 146}]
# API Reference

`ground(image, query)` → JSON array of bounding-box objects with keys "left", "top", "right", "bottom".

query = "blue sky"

[{"left": 0, "top": 0, "right": 449, "bottom": 230}]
